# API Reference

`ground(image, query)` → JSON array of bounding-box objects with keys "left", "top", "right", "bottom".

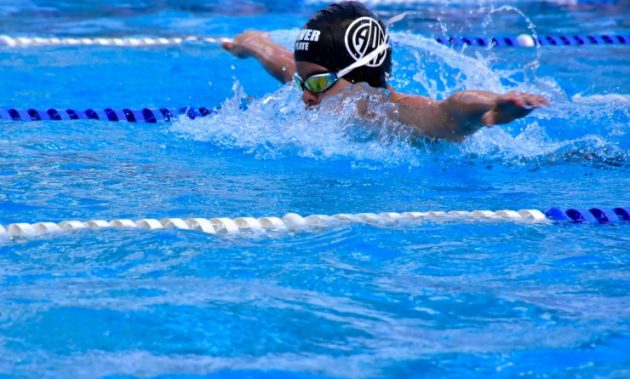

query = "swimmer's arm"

[
  {"left": 389, "top": 89, "right": 549, "bottom": 142},
  {"left": 222, "top": 31, "right": 295, "bottom": 84}
]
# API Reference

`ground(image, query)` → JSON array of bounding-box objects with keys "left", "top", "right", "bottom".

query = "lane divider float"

[
  {"left": 0, "top": 34, "right": 626, "bottom": 49},
  {"left": 307, "top": 0, "right": 623, "bottom": 6},
  {"left": 0, "top": 107, "right": 216, "bottom": 123},
  {"left": 0, "top": 35, "right": 230, "bottom": 47},
  {"left": 1, "top": 208, "right": 628, "bottom": 243},
  {"left": 437, "top": 34, "right": 628, "bottom": 48}
]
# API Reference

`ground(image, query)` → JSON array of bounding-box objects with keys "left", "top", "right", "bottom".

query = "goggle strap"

[
  {"left": 385, "top": 12, "right": 408, "bottom": 27},
  {"left": 337, "top": 42, "right": 390, "bottom": 79}
]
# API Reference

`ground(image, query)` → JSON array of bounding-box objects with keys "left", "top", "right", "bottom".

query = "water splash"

[
  {"left": 482, "top": 5, "right": 542, "bottom": 77},
  {"left": 171, "top": 80, "right": 425, "bottom": 167},
  {"left": 171, "top": 30, "right": 628, "bottom": 169}
]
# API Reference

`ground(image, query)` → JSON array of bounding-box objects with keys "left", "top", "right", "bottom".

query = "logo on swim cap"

[{"left": 344, "top": 17, "right": 387, "bottom": 68}]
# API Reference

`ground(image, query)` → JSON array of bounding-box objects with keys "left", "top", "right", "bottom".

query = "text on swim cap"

[
  {"left": 297, "top": 29, "right": 321, "bottom": 42},
  {"left": 295, "top": 28, "right": 321, "bottom": 51}
]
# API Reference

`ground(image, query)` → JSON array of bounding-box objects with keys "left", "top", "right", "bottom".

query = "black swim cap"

[{"left": 294, "top": 1, "right": 392, "bottom": 88}]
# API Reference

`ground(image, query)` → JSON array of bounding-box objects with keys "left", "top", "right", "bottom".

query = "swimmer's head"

[{"left": 294, "top": 1, "right": 392, "bottom": 89}]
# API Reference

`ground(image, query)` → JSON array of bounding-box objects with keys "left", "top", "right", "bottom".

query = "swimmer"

[{"left": 222, "top": 1, "right": 548, "bottom": 142}]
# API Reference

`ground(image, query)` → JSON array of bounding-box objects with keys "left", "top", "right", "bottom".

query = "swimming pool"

[{"left": 1, "top": 0, "right": 629, "bottom": 377}]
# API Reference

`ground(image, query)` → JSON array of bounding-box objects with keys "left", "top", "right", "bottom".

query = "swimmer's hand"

[
  {"left": 221, "top": 31, "right": 270, "bottom": 59},
  {"left": 481, "top": 91, "right": 549, "bottom": 126},
  {"left": 221, "top": 31, "right": 295, "bottom": 84}
]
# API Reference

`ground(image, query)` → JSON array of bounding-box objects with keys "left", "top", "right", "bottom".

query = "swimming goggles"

[{"left": 293, "top": 12, "right": 407, "bottom": 94}]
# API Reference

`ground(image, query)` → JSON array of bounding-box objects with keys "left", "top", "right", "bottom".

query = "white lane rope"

[
  {"left": 0, "top": 35, "right": 231, "bottom": 47},
  {"left": 0, "top": 209, "right": 547, "bottom": 242}
]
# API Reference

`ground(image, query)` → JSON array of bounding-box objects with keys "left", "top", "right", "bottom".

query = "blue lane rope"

[
  {"left": 435, "top": 34, "right": 628, "bottom": 47},
  {"left": 545, "top": 207, "right": 629, "bottom": 224},
  {"left": 0, "top": 107, "right": 217, "bottom": 123},
  {"left": 317, "top": 0, "right": 622, "bottom": 4}
]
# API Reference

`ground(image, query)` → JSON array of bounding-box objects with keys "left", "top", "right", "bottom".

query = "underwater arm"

[
  {"left": 222, "top": 31, "right": 295, "bottom": 84},
  {"left": 389, "top": 90, "right": 548, "bottom": 142}
]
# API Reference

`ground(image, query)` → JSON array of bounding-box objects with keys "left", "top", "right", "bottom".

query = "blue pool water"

[{"left": 1, "top": 0, "right": 629, "bottom": 377}]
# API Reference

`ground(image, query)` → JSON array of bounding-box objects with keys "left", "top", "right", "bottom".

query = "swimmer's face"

[{"left": 295, "top": 61, "right": 353, "bottom": 108}]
